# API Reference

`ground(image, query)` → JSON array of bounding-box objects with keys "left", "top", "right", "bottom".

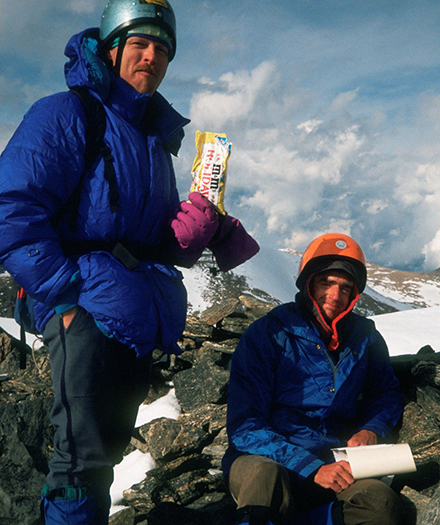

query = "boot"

[
  {"left": 234, "top": 505, "right": 276, "bottom": 525},
  {"left": 42, "top": 485, "right": 110, "bottom": 525},
  {"left": 292, "top": 501, "right": 344, "bottom": 525}
]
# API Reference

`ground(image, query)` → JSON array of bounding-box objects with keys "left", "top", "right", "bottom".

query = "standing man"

[
  {"left": 223, "top": 233, "right": 404, "bottom": 525},
  {"left": 0, "top": 0, "right": 259, "bottom": 522}
]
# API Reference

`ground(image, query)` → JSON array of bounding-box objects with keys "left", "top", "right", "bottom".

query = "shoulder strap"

[
  {"left": 66, "top": 87, "right": 119, "bottom": 231},
  {"left": 70, "top": 86, "right": 107, "bottom": 173}
]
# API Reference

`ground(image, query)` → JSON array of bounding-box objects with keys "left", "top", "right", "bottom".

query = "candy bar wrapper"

[{"left": 189, "top": 131, "right": 233, "bottom": 215}]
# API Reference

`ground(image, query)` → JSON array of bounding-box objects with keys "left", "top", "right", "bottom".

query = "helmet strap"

[{"left": 114, "top": 30, "right": 128, "bottom": 76}]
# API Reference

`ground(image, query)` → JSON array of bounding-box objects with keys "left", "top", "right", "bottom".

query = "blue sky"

[{"left": 2, "top": 0, "right": 440, "bottom": 271}]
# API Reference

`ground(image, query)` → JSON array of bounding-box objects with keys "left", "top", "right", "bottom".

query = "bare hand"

[
  {"left": 314, "top": 461, "right": 354, "bottom": 493},
  {"left": 61, "top": 306, "right": 78, "bottom": 329},
  {"left": 347, "top": 429, "right": 378, "bottom": 447}
]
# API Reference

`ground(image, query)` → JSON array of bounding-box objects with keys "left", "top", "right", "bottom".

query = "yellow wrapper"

[{"left": 189, "top": 131, "right": 233, "bottom": 215}]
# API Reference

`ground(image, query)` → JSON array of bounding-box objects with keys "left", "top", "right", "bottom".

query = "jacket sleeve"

[
  {"left": 354, "top": 325, "right": 404, "bottom": 438},
  {"left": 226, "top": 316, "right": 325, "bottom": 480},
  {"left": 0, "top": 93, "right": 87, "bottom": 308}
]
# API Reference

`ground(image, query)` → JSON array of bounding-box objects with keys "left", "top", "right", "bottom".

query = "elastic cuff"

[
  {"left": 95, "top": 319, "right": 114, "bottom": 338},
  {"left": 53, "top": 271, "right": 80, "bottom": 312},
  {"left": 54, "top": 303, "right": 77, "bottom": 315},
  {"left": 42, "top": 484, "right": 89, "bottom": 500}
]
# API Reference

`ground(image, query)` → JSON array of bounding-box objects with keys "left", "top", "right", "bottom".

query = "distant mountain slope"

[
  {"left": 366, "top": 262, "right": 440, "bottom": 309},
  {"left": 182, "top": 247, "right": 440, "bottom": 317}
]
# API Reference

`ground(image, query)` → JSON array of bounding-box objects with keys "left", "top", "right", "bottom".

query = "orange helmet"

[{"left": 296, "top": 233, "right": 367, "bottom": 292}]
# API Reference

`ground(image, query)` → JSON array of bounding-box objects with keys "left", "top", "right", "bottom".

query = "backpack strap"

[
  {"left": 67, "top": 87, "right": 120, "bottom": 231},
  {"left": 14, "top": 286, "right": 33, "bottom": 368}
]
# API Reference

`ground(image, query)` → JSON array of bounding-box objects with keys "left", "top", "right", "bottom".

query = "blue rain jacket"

[
  {"left": 222, "top": 301, "right": 404, "bottom": 480},
  {"left": 0, "top": 28, "right": 191, "bottom": 356}
]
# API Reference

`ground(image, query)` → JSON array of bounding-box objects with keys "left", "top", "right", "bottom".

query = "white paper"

[{"left": 331, "top": 443, "right": 416, "bottom": 480}]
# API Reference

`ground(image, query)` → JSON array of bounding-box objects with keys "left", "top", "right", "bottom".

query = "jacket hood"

[
  {"left": 64, "top": 28, "right": 112, "bottom": 100},
  {"left": 64, "top": 28, "right": 190, "bottom": 152}
]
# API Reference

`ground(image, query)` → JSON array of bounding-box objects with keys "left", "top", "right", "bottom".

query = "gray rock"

[
  {"left": 138, "top": 417, "right": 210, "bottom": 464},
  {"left": 0, "top": 334, "right": 53, "bottom": 524},
  {"left": 186, "top": 403, "right": 227, "bottom": 435},
  {"left": 0, "top": 397, "right": 54, "bottom": 524},
  {"left": 417, "top": 484, "right": 440, "bottom": 524},
  {"left": 399, "top": 486, "right": 429, "bottom": 525},
  {"left": 109, "top": 506, "right": 136, "bottom": 525},
  {"left": 416, "top": 386, "right": 440, "bottom": 422},
  {"left": 122, "top": 467, "right": 222, "bottom": 512},
  {"left": 173, "top": 353, "right": 229, "bottom": 412},
  {"left": 202, "top": 338, "right": 240, "bottom": 355},
  {"left": 220, "top": 316, "right": 252, "bottom": 335},
  {"left": 183, "top": 316, "right": 213, "bottom": 338},
  {"left": 413, "top": 361, "right": 440, "bottom": 388},
  {"left": 398, "top": 402, "right": 440, "bottom": 464},
  {"left": 238, "top": 294, "right": 277, "bottom": 321},
  {"left": 201, "top": 427, "right": 229, "bottom": 469},
  {"left": 199, "top": 298, "right": 241, "bottom": 326}
]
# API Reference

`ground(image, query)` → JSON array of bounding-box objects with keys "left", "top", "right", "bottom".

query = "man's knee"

[
  {"left": 339, "top": 479, "right": 403, "bottom": 525},
  {"left": 229, "top": 455, "right": 291, "bottom": 515},
  {"left": 244, "top": 456, "right": 288, "bottom": 484}
]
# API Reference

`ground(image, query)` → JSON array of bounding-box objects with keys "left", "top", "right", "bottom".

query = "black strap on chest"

[{"left": 66, "top": 86, "right": 120, "bottom": 231}]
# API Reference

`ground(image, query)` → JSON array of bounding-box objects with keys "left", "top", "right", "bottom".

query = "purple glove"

[
  {"left": 167, "top": 192, "right": 219, "bottom": 264},
  {"left": 208, "top": 214, "right": 260, "bottom": 272}
]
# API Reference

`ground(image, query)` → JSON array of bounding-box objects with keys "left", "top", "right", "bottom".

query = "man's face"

[
  {"left": 108, "top": 36, "right": 169, "bottom": 95},
  {"left": 311, "top": 270, "right": 355, "bottom": 323}
]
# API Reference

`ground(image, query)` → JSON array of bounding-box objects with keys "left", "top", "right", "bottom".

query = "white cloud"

[
  {"left": 362, "top": 200, "right": 389, "bottom": 215},
  {"left": 182, "top": 60, "right": 440, "bottom": 271},
  {"left": 189, "top": 61, "right": 280, "bottom": 130},
  {"left": 394, "top": 163, "right": 440, "bottom": 207},
  {"left": 331, "top": 88, "right": 360, "bottom": 111},
  {"left": 422, "top": 229, "right": 440, "bottom": 270},
  {"left": 297, "top": 119, "right": 323, "bottom": 134}
]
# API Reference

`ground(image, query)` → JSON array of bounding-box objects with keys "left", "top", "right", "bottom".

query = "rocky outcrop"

[
  {"left": 0, "top": 330, "right": 54, "bottom": 524},
  {"left": 1, "top": 296, "right": 440, "bottom": 524}
]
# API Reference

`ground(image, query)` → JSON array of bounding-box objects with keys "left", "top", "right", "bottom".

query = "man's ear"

[{"left": 104, "top": 46, "right": 116, "bottom": 69}]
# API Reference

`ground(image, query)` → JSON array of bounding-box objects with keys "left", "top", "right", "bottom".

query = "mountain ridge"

[{"left": 182, "top": 246, "right": 440, "bottom": 318}]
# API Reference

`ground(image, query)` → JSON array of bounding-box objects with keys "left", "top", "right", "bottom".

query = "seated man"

[{"left": 222, "top": 233, "right": 404, "bottom": 525}]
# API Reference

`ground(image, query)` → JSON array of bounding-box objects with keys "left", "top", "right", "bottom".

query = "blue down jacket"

[
  {"left": 222, "top": 302, "right": 404, "bottom": 480},
  {"left": 0, "top": 28, "right": 191, "bottom": 356}
]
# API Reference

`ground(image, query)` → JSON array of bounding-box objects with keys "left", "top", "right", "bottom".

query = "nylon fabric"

[
  {"left": 222, "top": 302, "right": 404, "bottom": 480},
  {"left": 43, "top": 307, "right": 151, "bottom": 492},
  {"left": 0, "top": 28, "right": 190, "bottom": 357},
  {"left": 43, "top": 495, "right": 109, "bottom": 525}
]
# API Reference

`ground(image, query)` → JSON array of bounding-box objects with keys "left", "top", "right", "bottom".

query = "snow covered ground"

[{"left": 372, "top": 305, "right": 440, "bottom": 356}]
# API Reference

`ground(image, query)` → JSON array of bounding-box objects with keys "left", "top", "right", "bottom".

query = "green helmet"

[{"left": 100, "top": 0, "right": 177, "bottom": 61}]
